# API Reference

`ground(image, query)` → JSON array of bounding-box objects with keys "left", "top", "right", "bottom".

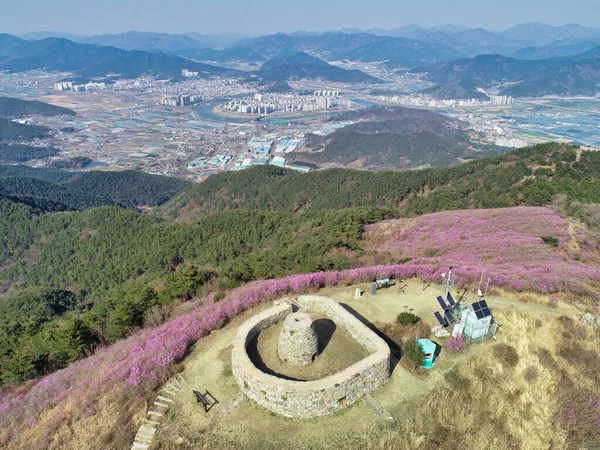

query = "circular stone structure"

[
  {"left": 278, "top": 312, "right": 319, "bottom": 366},
  {"left": 232, "top": 296, "right": 391, "bottom": 418}
]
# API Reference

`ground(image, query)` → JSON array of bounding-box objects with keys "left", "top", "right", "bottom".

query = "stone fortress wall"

[{"left": 231, "top": 295, "right": 391, "bottom": 418}]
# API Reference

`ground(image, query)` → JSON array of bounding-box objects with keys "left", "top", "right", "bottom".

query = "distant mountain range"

[
  {"left": 344, "top": 23, "right": 600, "bottom": 48},
  {"left": 0, "top": 37, "right": 241, "bottom": 79},
  {"left": 413, "top": 52, "right": 600, "bottom": 98},
  {"left": 501, "top": 23, "right": 600, "bottom": 46},
  {"left": 0, "top": 36, "right": 378, "bottom": 83},
  {"left": 340, "top": 24, "right": 472, "bottom": 38},
  {"left": 0, "top": 33, "right": 27, "bottom": 50},
  {"left": 18, "top": 30, "right": 246, "bottom": 50},
  {"left": 256, "top": 52, "right": 379, "bottom": 83},
  {"left": 210, "top": 33, "right": 465, "bottom": 68},
  {"left": 11, "top": 24, "right": 600, "bottom": 57},
  {"left": 406, "top": 29, "right": 525, "bottom": 57},
  {"left": 179, "top": 25, "right": 600, "bottom": 69},
  {"left": 3, "top": 24, "right": 600, "bottom": 97},
  {"left": 77, "top": 49, "right": 239, "bottom": 79},
  {"left": 510, "top": 40, "right": 600, "bottom": 60},
  {"left": 79, "top": 32, "right": 205, "bottom": 52},
  {"left": 78, "top": 31, "right": 245, "bottom": 52},
  {"left": 178, "top": 47, "right": 267, "bottom": 64},
  {"left": 19, "top": 31, "right": 87, "bottom": 41}
]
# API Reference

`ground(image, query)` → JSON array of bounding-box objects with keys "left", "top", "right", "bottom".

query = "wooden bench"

[{"left": 193, "top": 390, "right": 218, "bottom": 413}]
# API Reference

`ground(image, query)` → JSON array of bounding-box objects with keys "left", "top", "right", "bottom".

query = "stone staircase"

[{"left": 130, "top": 375, "right": 187, "bottom": 450}]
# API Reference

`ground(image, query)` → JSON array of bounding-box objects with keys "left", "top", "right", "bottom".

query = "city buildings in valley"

[
  {"left": 182, "top": 69, "right": 200, "bottom": 78},
  {"left": 53, "top": 81, "right": 107, "bottom": 91},
  {"left": 161, "top": 95, "right": 202, "bottom": 107}
]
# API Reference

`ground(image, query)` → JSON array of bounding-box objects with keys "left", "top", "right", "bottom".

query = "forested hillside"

[
  {"left": 0, "top": 143, "right": 58, "bottom": 163},
  {"left": 0, "top": 97, "right": 75, "bottom": 163},
  {"left": 0, "top": 118, "right": 49, "bottom": 141},
  {"left": 0, "top": 96, "right": 76, "bottom": 118},
  {"left": 0, "top": 164, "right": 80, "bottom": 182},
  {"left": 299, "top": 106, "right": 504, "bottom": 169},
  {"left": 0, "top": 167, "right": 191, "bottom": 210},
  {"left": 2, "top": 142, "right": 599, "bottom": 385},
  {"left": 164, "top": 142, "right": 599, "bottom": 219},
  {"left": 0, "top": 201, "right": 383, "bottom": 383}
]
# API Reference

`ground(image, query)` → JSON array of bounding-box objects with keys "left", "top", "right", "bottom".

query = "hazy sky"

[{"left": 1, "top": 0, "right": 599, "bottom": 36}]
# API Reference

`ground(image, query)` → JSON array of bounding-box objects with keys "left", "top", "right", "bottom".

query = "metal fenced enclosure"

[{"left": 462, "top": 316, "right": 498, "bottom": 343}]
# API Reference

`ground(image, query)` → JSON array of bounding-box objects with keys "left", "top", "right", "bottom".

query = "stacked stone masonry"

[
  {"left": 231, "top": 295, "right": 391, "bottom": 418},
  {"left": 278, "top": 312, "right": 319, "bottom": 366}
]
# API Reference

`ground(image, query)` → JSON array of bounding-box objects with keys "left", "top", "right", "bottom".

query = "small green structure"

[{"left": 416, "top": 339, "right": 437, "bottom": 369}]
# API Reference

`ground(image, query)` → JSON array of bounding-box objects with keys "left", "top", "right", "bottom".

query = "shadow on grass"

[
  {"left": 313, "top": 318, "right": 336, "bottom": 354},
  {"left": 340, "top": 303, "right": 402, "bottom": 375},
  {"left": 246, "top": 335, "right": 303, "bottom": 381}
]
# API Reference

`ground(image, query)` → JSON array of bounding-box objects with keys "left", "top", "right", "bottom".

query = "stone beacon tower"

[{"left": 278, "top": 312, "right": 319, "bottom": 366}]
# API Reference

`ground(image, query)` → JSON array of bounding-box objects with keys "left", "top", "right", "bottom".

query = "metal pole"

[
  {"left": 445, "top": 266, "right": 453, "bottom": 300},
  {"left": 484, "top": 278, "right": 491, "bottom": 298}
]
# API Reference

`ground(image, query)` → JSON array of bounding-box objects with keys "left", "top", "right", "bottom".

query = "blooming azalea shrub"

[
  {"left": 446, "top": 336, "right": 465, "bottom": 353},
  {"left": 364, "top": 207, "right": 600, "bottom": 295}
]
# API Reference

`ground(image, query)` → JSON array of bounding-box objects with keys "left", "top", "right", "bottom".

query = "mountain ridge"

[
  {"left": 257, "top": 52, "right": 379, "bottom": 83},
  {"left": 0, "top": 37, "right": 242, "bottom": 79},
  {"left": 412, "top": 51, "right": 600, "bottom": 98}
]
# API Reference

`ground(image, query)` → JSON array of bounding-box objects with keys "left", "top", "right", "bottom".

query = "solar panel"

[
  {"left": 434, "top": 311, "right": 447, "bottom": 327},
  {"left": 472, "top": 300, "right": 491, "bottom": 319},
  {"left": 446, "top": 292, "right": 456, "bottom": 306},
  {"left": 444, "top": 309, "right": 456, "bottom": 323},
  {"left": 437, "top": 296, "right": 447, "bottom": 309}
]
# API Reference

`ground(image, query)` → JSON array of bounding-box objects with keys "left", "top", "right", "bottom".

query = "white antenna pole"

[
  {"left": 477, "top": 269, "right": 484, "bottom": 293},
  {"left": 484, "top": 278, "right": 491, "bottom": 298},
  {"left": 445, "top": 266, "right": 453, "bottom": 300}
]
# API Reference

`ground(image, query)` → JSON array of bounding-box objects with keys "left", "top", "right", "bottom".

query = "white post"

[{"left": 484, "top": 278, "right": 491, "bottom": 298}]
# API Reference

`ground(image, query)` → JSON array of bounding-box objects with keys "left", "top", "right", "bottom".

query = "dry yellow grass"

[
  {"left": 25, "top": 281, "right": 596, "bottom": 450},
  {"left": 13, "top": 391, "right": 141, "bottom": 450},
  {"left": 393, "top": 310, "right": 568, "bottom": 449},
  {"left": 152, "top": 282, "right": 597, "bottom": 450}
]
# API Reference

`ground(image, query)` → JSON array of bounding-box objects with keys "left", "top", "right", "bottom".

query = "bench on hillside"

[{"left": 193, "top": 390, "right": 218, "bottom": 413}]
